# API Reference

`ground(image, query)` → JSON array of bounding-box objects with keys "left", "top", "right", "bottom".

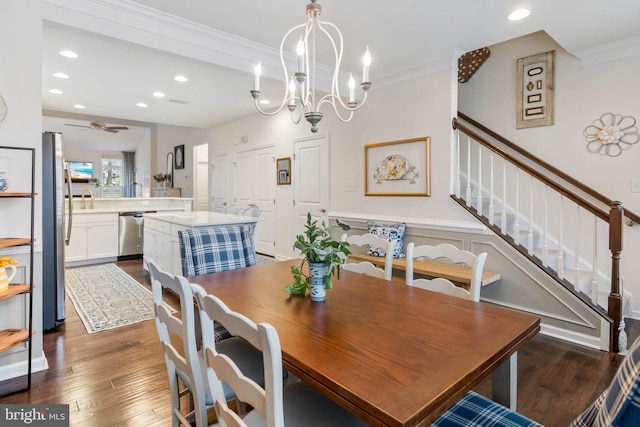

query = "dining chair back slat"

[
  {"left": 341, "top": 232, "right": 394, "bottom": 280},
  {"left": 406, "top": 242, "right": 487, "bottom": 302}
]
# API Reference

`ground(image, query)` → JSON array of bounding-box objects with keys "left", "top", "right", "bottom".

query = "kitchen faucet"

[{"left": 81, "top": 188, "right": 95, "bottom": 209}]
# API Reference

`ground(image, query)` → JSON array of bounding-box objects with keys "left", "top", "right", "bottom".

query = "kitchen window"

[{"left": 102, "top": 158, "right": 122, "bottom": 198}]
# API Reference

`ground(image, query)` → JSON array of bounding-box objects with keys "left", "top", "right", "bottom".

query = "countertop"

[{"left": 146, "top": 211, "right": 261, "bottom": 227}]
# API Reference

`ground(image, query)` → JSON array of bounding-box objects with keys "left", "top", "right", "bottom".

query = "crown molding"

[{"left": 575, "top": 35, "right": 640, "bottom": 67}]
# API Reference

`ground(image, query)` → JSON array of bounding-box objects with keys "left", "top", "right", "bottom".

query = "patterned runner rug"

[{"left": 66, "top": 263, "right": 165, "bottom": 334}]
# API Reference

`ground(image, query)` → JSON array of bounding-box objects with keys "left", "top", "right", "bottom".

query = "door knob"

[{"left": 319, "top": 208, "right": 326, "bottom": 213}]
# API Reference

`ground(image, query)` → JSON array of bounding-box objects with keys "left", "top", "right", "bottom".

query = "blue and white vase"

[
  {"left": 0, "top": 173, "right": 8, "bottom": 192},
  {"left": 309, "top": 262, "right": 327, "bottom": 302}
]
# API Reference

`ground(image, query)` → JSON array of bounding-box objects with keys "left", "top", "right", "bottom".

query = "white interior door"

[
  {"left": 294, "top": 135, "right": 329, "bottom": 237},
  {"left": 212, "top": 153, "right": 230, "bottom": 212},
  {"left": 193, "top": 144, "right": 209, "bottom": 211},
  {"left": 234, "top": 146, "right": 277, "bottom": 256}
]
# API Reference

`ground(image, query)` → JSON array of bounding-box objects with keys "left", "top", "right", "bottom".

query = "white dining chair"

[
  {"left": 341, "top": 232, "right": 394, "bottom": 280},
  {"left": 144, "top": 256, "right": 266, "bottom": 427},
  {"left": 405, "top": 242, "right": 487, "bottom": 302},
  {"left": 224, "top": 204, "right": 239, "bottom": 214},
  {"left": 193, "top": 289, "right": 369, "bottom": 427},
  {"left": 241, "top": 205, "right": 261, "bottom": 218}
]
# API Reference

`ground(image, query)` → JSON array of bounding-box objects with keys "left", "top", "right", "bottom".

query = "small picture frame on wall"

[
  {"left": 174, "top": 144, "right": 185, "bottom": 169},
  {"left": 516, "top": 50, "right": 555, "bottom": 129},
  {"left": 276, "top": 157, "right": 291, "bottom": 185}
]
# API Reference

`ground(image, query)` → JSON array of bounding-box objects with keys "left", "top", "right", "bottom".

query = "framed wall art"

[
  {"left": 276, "top": 157, "right": 291, "bottom": 185},
  {"left": 174, "top": 144, "right": 185, "bottom": 169},
  {"left": 516, "top": 50, "right": 555, "bottom": 129},
  {"left": 364, "top": 136, "right": 430, "bottom": 197}
]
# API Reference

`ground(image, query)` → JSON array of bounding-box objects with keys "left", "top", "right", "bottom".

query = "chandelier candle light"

[{"left": 250, "top": 0, "right": 372, "bottom": 133}]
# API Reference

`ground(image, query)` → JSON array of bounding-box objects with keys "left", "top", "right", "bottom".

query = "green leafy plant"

[
  {"left": 285, "top": 213, "right": 351, "bottom": 295},
  {"left": 89, "top": 178, "right": 101, "bottom": 188}
]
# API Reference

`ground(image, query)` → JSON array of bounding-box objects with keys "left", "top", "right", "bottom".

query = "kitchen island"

[
  {"left": 144, "top": 211, "right": 261, "bottom": 275},
  {"left": 64, "top": 197, "right": 193, "bottom": 266}
]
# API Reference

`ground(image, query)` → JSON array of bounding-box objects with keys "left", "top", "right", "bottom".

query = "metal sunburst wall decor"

[{"left": 584, "top": 112, "right": 639, "bottom": 157}]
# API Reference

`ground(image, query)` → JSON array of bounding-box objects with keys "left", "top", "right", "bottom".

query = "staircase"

[{"left": 452, "top": 113, "right": 640, "bottom": 353}]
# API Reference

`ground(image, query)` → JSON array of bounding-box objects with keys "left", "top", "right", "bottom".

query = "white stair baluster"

[
  {"left": 543, "top": 185, "right": 549, "bottom": 267},
  {"left": 466, "top": 136, "right": 472, "bottom": 206},
  {"left": 514, "top": 169, "right": 520, "bottom": 245},
  {"left": 489, "top": 153, "right": 495, "bottom": 225},
  {"left": 574, "top": 207, "right": 581, "bottom": 290},
  {"left": 455, "top": 131, "right": 461, "bottom": 198},
  {"left": 557, "top": 196, "right": 564, "bottom": 280},
  {"left": 477, "top": 145, "right": 483, "bottom": 216},
  {"left": 501, "top": 160, "right": 507, "bottom": 234},
  {"left": 527, "top": 176, "right": 534, "bottom": 255},
  {"left": 591, "top": 219, "right": 598, "bottom": 304}
]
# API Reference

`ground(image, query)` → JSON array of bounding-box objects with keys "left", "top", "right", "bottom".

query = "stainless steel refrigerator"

[{"left": 42, "top": 131, "right": 72, "bottom": 330}]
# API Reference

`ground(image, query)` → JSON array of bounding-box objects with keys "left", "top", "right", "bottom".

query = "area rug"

[
  {"left": 256, "top": 254, "right": 276, "bottom": 265},
  {"left": 66, "top": 263, "right": 165, "bottom": 334}
]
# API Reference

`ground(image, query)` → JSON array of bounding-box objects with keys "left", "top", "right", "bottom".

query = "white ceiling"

[{"left": 41, "top": 0, "right": 640, "bottom": 151}]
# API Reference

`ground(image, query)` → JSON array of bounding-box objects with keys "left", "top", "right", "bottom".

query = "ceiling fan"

[{"left": 64, "top": 120, "right": 129, "bottom": 133}]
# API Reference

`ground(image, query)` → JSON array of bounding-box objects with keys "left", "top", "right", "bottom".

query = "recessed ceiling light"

[
  {"left": 59, "top": 50, "right": 78, "bottom": 58},
  {"left": 153, "top": 91, "right": 166, "bottom": 98},
  {"left": 73, "top": 104, "right": 85, "bottom": 109},
  {"left": 507, "top": 9, "right": 530, "bottom": 21},
  {"left": 48, "top": 89, "right": 63, "bottom": 95},
  {"left": 136, "top": 102, "right": 148, "bottom": 108},
  {"left": 259, "top": 99, "right": 270, "bottom": 105},
  {"left": 174, "top": 75, "right": 188, "bottom": 82},
  {"left": 53, "top": 72, "right": 69, "bottom": 79}
]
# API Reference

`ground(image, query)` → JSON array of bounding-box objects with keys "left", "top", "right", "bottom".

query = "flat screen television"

[{"left": 66, "top": 161, "right": 93, "bottom": 182}]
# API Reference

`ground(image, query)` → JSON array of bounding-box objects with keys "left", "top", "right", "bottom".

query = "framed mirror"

[{"left": 166, "top": 152, "right": 174, "bottom": 188}]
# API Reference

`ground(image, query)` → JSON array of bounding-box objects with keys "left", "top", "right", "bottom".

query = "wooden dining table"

[{"left": 190, "top": 259, "right": 540, "bottom": 427}]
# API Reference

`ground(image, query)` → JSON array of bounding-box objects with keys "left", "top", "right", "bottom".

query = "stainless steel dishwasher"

[{"left": 118, "top": 211, "right": 155, "bottom": 258}]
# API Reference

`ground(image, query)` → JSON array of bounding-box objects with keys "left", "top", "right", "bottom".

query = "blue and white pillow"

[{"left": 365, "top": 220, "right": 406, "bottom": 258}]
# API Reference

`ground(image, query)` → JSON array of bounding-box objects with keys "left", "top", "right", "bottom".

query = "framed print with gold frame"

[
  {"left": 364, "top": 136, "right": 430, "bottom": 196},
  {"left": 276, "top": 157, "right": 291, "bottom": 185},
  {"left": 516, "top": 50, "right": 555, "bottom": 129}
]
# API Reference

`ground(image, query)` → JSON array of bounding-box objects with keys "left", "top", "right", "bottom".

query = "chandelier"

[{"left": 250, "top": 0, "right": 372, "bottom": 133}]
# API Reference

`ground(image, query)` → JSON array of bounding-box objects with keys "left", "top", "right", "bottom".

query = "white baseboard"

[{"left": 0, "top": 352, "right": 49, "bottom": 382}]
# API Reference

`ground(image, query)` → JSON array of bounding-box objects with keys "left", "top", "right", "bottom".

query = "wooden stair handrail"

[
  {"left": 453, "top": 114, "right": 624, "bottom": 352},
  {"left": 455, "top": 113, "right": 640, "bottom": 225}
]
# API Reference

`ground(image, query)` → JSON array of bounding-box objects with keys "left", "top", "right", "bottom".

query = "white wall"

[
  {"left": 155, "top": 124, "right": 211, "bottom": 197},
  {"left": 0, "top": 0, "right": 46, "bottom": 376}
]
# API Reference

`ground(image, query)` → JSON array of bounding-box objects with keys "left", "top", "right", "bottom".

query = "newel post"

[{"left": 608, "top": 201, "right": 623, "bottom": 353}]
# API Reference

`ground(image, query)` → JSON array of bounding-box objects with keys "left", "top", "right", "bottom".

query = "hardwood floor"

[{"left": 0, "top": 258, "right": 636, "bottom": 426}]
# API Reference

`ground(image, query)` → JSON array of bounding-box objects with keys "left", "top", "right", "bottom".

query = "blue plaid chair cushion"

[
  {"left": 570, "top": 335, "right": 640, "bottom": 427},
  {"left": 179, "top": 224, "right": 257, "bottom": 277},
  {"left": 431, "top": 391, "right": 541, "bottom": 427}
]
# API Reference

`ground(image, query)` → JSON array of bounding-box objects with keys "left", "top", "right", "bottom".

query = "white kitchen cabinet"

[
  {"left": 65, "top": 222, "right": 89, "bottom": 262},
  {"left": 143, "top": 217, "right": 185, "bottom": 275},
  {"left": 64, "top": 213, "right": 118, "bottom": 264},
  {"left": 87, "top": 221, "right": 118, "bottom": 259}
]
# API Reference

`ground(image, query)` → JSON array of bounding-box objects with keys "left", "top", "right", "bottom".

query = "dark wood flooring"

[{"left": 0, "top": 259, "right": 636, "bottom": 426}]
